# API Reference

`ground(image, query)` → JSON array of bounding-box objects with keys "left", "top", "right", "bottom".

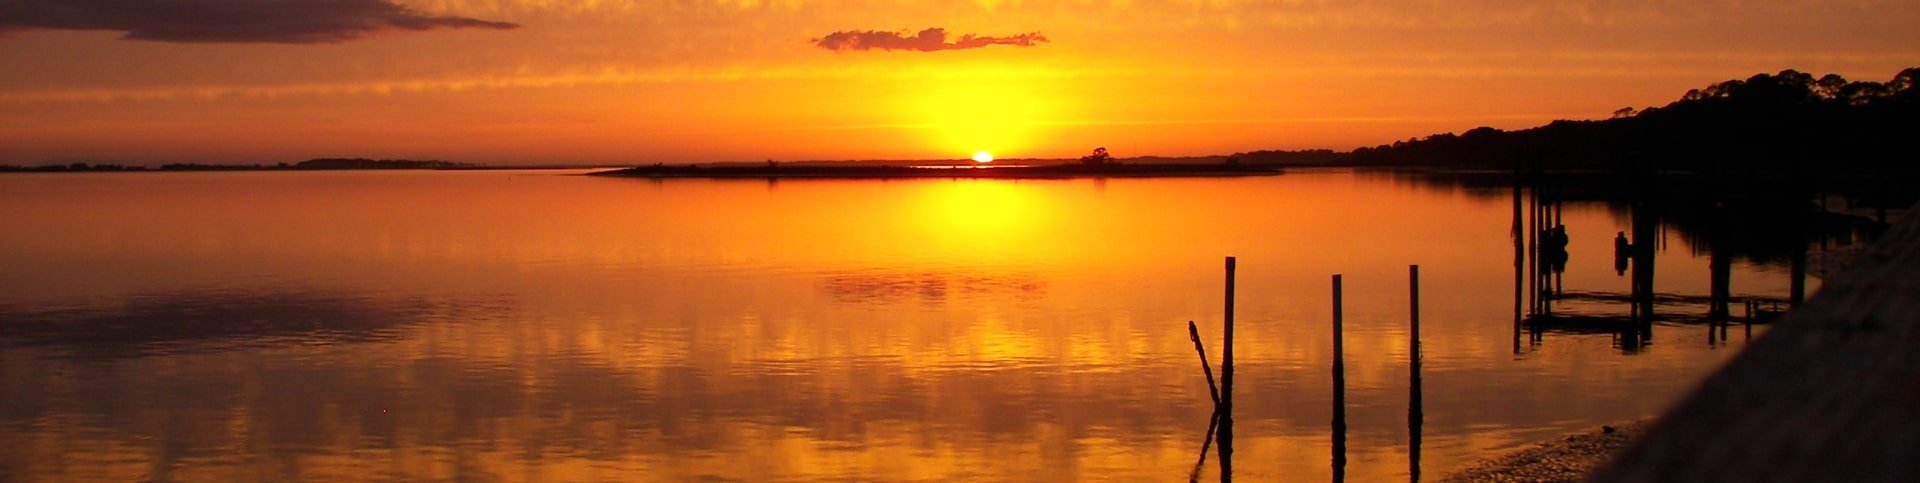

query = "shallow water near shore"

[{"left": 0, "top": 169, "right": 1826, "bottom": 481}]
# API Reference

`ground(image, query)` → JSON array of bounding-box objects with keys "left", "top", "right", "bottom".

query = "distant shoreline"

[
  {"left": 0, "top": 166, "right": 615, "bottom": 174},
  {"left": 585, "top": 162, "right": 1284, "bottom": 179},
  {"left": 0, "top": 158, "right": 614, "bottom": 174}
]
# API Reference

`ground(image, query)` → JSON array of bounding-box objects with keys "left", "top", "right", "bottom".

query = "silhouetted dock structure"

[
  {"left": 1592, "top": 205, "right": 1920, "bottom": 482},
  {"left": 1501, "top": 166, "right": 1889, "bottom": 351},
  {"left": 1521, "top": 291, "right": 1790, "bottom": 334}
]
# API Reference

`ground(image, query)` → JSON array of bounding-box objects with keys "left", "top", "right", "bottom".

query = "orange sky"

[{"left": 2, "top": 0, "right": 1917, "bottom": 165}]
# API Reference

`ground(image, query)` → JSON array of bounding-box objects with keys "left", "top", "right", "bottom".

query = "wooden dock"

[{"left": 1592, "top": 204, "right": 1920, "bottom": 482}]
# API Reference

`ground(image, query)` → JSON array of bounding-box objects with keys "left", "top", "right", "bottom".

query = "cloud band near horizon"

[
  {"left": 0, "top": 0, "right": 517, "bottom": 44},
  {"left": 813, "top": 28, "right": 1047, "bottom": 52}
]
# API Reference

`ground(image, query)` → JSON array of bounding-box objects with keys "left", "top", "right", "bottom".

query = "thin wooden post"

[
  {"left": 1711, "top": 245, "right": 1733, "bottom": 323},
  {"left": 1218, "top": 257, "right": 1235, "bottom": 482},
  {"left": 1409, "top": 265, "right": 1423, "bottom": 482},
  {"left": 1188, "top": 321, "right": 1221, "bottom": 407},
  {"left": 1222, "top": 257, "right": 1235, "bottom": 410},
  {"left": 1543, "top": 199, "right": 1559, "bottom": 299},
  {"left": 1790, "top": 241, "right": 1808, "bottom": 307},
  {"left": 1512, "top": 176, "right": 1525, "bottom": 354},
  {"left": 1333, "top": 274, "right": 1347, "bottom": 481},
  {"left": 1632, "top": 203, "right": 1659, "bottom": 328},
  {"left": 1410, "top": 265, "right": 1422, "bottom": 354},
  {"left": 1529, "top": 189, "right": 1538, "bottom": 315}
]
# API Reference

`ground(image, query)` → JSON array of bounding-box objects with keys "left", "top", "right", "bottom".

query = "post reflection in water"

[
  {"left": 1189, "top": 409, "right": 1220, "bottom": 483},
  {"left": 0, "top": 169, "right": 1855, "bottom": 481},
  {"left": 1185, "top": 316, "right": 1226, "bottom": 481},
  {"left": 1513, "top": 176, "right": 1526, "bottom": 354}
]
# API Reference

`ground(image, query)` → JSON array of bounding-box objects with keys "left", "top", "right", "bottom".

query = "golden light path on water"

[{"left": 0, "top": 169, "right": 1813, "bottom": 481}]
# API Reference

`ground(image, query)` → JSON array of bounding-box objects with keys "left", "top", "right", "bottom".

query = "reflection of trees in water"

[
  {"left": 1659, "top": 200, "right": 1870, "bottom": 266},
  {"left": 1428, "top": 169, "right": 1903, "bottom": 353},
  {"left": 820, "top": 270, "right": 1045, "bottom": 304},
  {"left": 1375, "top": 169, "right": 1896, "bottom": 269}
]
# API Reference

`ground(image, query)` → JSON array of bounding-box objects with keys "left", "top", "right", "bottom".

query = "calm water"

[{"left": 1, "top": 169, "right": 1812, "bottom": 481}]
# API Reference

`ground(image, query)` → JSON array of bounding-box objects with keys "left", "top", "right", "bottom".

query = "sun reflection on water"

[{"left": 0, "top": 170, "right": 1808, "bottom": 481}]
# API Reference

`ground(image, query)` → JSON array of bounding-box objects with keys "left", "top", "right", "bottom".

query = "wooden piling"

[
  {"left": 1222, "top": 257, "right": 1235, "bottom": 410},
  {"left": 1552, "top": 201, "right": 1563, "bottom": 303},
  {"left": 1631, "top": 202, "right": 1659, "bottom": 326},
  {"left": 1188, "top": 321, "right": 1221, "bottom": 407},
  {"left": 1528, "top": 189, "right": 1539, "bottom": 315},
  {"left": 1410, "top": 265, "right": 1421, "bottom": 354},
  {"left": 1512, "top": 177, "right": 1525, "bottom": 354},
  {"left": 1409, "top": 265, "right": 1423, "bottom": 482},
  {"left": 1790, "top": 242, "right": 1808, "bottom": 307},
  {"left": 1332, "top": 274, "right": 1347, "bottom": 481},
  {"left": 1711, "top": 247, "right": 1733, "bottom": 323},
  {"left": 1218, "top": 257, "right": 1235, "bottom": 481}
]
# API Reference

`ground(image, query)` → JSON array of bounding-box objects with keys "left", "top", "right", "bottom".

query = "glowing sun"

[{"left": 972, "top": 151, "right": 994, "bottom": 163}]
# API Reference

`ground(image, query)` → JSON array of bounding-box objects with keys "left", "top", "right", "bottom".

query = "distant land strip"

[
  {"left": 0, "top": 158, "right": 474, "bottom": 172},
  {"left": 586, "top": 161, "right": 1283, "bottom": 179}
]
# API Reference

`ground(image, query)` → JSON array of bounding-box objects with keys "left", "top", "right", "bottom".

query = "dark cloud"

[
  {"left": 813, "top": 27, "right": 1047, "bottom": 52},
  {"left": 0, "top": 0, "right": 518, "bottom": 44}
]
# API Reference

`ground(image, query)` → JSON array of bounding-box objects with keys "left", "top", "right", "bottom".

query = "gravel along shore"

[{"left": 1441, "top": 421, "right": 1650, "bottom": 483}]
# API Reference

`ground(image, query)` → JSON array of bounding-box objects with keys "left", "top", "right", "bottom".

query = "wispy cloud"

[
  {"left": 813, "top": 27, "right": 1047, "bottom": 52},
  {"left": 18, "top": 48, "right": 1896, "bottom": 105},
  {"left": 0, "top": 0, "right": 517, "bottom": 44},
  {"left": 0, "top": 62, "right": 1115, "bottom": 104}
]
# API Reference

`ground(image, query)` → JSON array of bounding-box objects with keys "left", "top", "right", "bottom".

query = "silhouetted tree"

[
  {"left": 1840, "top": 81, "right": 1889, "bottom": 105},
  {"left": 1080, "top": 147, "right": 1111, "bottom": 165},
  {"left": 1892, "top": 68, "right": 1917, "bottom": 95},
  {"left": 1702, "top": 79, "right": 1744, "bottom": 98},
  {"left": 1815, "top": 74, "right": 1848, "bottom": 100},
  {"left": 1892, "top": 68, "right": 1919, "bottom": 104}
]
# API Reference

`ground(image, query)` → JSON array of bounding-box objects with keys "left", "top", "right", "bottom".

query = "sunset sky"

[{"left": 3, "top": 0, "right": 1916, "bottom": 165}]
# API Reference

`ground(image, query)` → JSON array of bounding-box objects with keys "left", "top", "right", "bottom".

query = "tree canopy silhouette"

[
  {"left": 1080, "top": 147, "right": 1112, "bottom": 165},
  {"left": 1343, "top": 66, "right": 1920, "bottom": 177}
]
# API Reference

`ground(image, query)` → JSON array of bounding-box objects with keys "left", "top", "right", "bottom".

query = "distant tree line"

[
  {"left": 291, "top": 158, "right": 470, "bottom": 169},
  {"left": 1343, "top": 67, "right": 1920, "bottom": 176},
  {"left": 1228, "top": 149, "right": 1342, "bottom": 166},
  {"left": 0, "top": 162, "right": 150, "bottom": 172},
  {"left": 160, "top": 163, "right": 290, "bottom": 170}
]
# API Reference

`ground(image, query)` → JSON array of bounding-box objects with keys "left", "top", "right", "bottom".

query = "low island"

[
  {"left": 589, "top": 162, "right": 1281, "bottom": 179},
  {"left": 589, "top": 148, "right": 1284, "bottom": 179}
]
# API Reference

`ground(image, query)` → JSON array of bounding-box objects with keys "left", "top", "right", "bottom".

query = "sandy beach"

[{"left": 1442, "top": 420, "right": 1650, "bottom": 483}]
